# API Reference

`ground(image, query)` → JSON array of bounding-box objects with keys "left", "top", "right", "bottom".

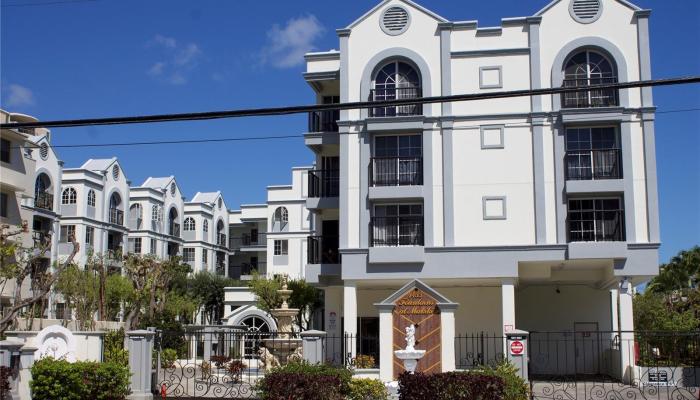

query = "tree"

[
  {"left": 55, "top": 264, "right": 100, "bottom": 329},
  {"left": 0, "top": 223, "right": 79, "bottom": 334},
  {"left": 647, "top": 246, "right": 700, "bottom": 294},
  {"left": 188, "top": 272, "right": 240, "bottom": 324},
  {"left": 104, "top": 273, "right": 134, "bottom": 321}
]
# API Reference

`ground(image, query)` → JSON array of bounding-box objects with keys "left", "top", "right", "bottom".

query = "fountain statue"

[
  {"left": 394, "top": 324, "right": 425, "bottom": 374},
  {"left": 260, "top": 275, "right": 303, "bottom": 369}
]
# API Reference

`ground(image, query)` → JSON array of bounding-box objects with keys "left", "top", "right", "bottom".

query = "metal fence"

[{"left": 455, "top": 333, "right": 507, "bottom": 369}]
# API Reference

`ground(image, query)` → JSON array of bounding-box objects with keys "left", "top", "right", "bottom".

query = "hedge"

[
  {"left": 256, "top": 361, "right": 352, "bottom": 400},
  {"left": 30, "top": 358, "right": 131, "bottom": 400},
  {"left": 398, "top": 371, "right": 505, "bottom": 400}
]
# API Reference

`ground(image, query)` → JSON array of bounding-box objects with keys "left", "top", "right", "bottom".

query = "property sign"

[
  {"left": 392, "top": 287, "right": 441, "bottom": 378},
  {"left": 509, "top": 340, "right": 524, "bottom": 355}
]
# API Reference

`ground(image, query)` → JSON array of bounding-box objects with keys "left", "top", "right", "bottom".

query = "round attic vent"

[
  {"left": 570, "top": 0, "right": 603, "bottom": 24},
  {"left": 380, "top": 6, "right": 410, "bottom": 36},
  {"left": 40, "top": 143, "right": 49, "bottom": 160},
  {"left": 112, "top": 165, "right": 120, "bottom": 180}
]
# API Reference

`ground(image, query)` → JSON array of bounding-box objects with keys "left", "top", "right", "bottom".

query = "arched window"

[
  {"left": 168, "top": 208, "right": 179, "bottom": 236},
  {"left": 129, "top": 204, "right": 142, "bottom": 219},
  {"left": 203, "top": 220, "right": 209, "bottom": 232},
  {"left": 272, "top": 207, "right": 288, "bottom": 232},
  {"left": 87, "top": 190, "right": 96, "bottom": 207},
  {"left": 109, "top": 193, "right": 122, "bottom": 210},
  {"left": 184, "top": 217, "right": 195, "bottom": 231},
  {"left": 562, "top": 50, "right": 618, "bottom": 108},
  {"left": 371, "top": 60, "right": 421, "bottom": 117},
  {"left": 34, "top": 173, "right": 52, "bottom": 210},
  {"left": 61, "top": 188, "right": 77, "bottom": 205}
]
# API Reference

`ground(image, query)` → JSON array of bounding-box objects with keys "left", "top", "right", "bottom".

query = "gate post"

[
  {"left": 300, "top": 330, "right": 326, "bottom": 364},
  {"left": 505, "top": 330, "right": 529, "bottom": 383},
  {"left": 127, "top": 329, "right": 155, "bottom": 400}
]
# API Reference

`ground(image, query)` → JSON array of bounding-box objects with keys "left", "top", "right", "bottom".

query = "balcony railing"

[
  {"left": 216, "top": 233, "right": 227, "bottom": 247},
  {"left": 369, "top": 87, "right": 422, "bottom": 117},
  {"left": 370, "top": 157, "right": 423, "bottom": 186},
  {"left": 241, "top": 261, "right": 266, "bottom": 275},
  {"left": 566, "top": 149, "right": 622, "bottom": 180},
  {"left": 308, "top": 110, "right": 339, "bottom": 133},
  {"left": 34, "top": 192, "right": 53, "bottom": 211},
  {"left": 307, "top": 235, "right": 340, "bottom": 264},
  {"left": 109, "top": 208, "right": 124, "bottom": 225},
  {"left": 568, "top": 209, "right": 625, "bottom": 242},
  {"left": 561, "top": 77, "right": 619, "bottom": 108},
  {"left": 32, "top": 230, "right": 50, "bottom": 246},
  {"left": 229, "top": 233, "right": 267, "bottom": 250},
  {"left": 308, "top": 169, "right": 339, "bottom": 198},
  {"left": 370, "top": 216, "right": 424, "bottom": 247},
  {"left": 169, "top": 222, "right": 181, "bottom": 237}
]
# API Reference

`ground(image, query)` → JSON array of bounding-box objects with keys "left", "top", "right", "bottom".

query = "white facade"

[{"left": 183, "top": 191, "right": 231, "bottom": 273}]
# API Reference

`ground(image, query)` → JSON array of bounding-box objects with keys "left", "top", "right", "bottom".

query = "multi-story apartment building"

[
  {"left": 183, "top": 192, "right": 231, "bottom": 274},
  {"left": 303, "top": 0, "right": 658, "bottom": 380},
  {"left": 128, "top": 176, "right": 185, "bottom": 259}
]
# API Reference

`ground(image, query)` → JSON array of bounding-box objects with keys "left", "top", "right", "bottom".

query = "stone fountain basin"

[
  {"left": 394, "top": 349, "right": 426, "bottom": 360},
  {"left": 262, "top": 338, "right": 302, "bottom": 352}
]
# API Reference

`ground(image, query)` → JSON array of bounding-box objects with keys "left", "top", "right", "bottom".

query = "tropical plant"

[{"left": 348, "top": 378, "right": 389, "bottom": 400}]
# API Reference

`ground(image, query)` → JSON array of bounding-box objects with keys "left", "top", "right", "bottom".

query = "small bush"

[
  {"left": 210, "top": 355, "right": 231, "bottom": 368},
  {"left": 103, "top": 329, "right": 128, "bottom": 367},
  {"left": 200, "top": 361, "right": 212, "bottom": 380},
  {"left": 226, "top": 360, "right": 246, "bottom": 383},
  {"left": 0, "top": 366, "right": 12, "bottom": 399},
  {"left": 348, "top": 378, "right": 388, "bottom": 400},
  {"left": 256, "top": 361, "right": 352, "bottom": 400},
  {"left": 30, "top": 357, "right": 131, "bottom": 400},
  {"left": 353, "top": 354, "right": 376, "bottom": 369},
  {"left": 476, "top": 360, "right": 529, "bottom": 400},
  {"left": 160, "top": 348, "right": 178, "bottom": 368},
  {"left": 398, "top": 371, "right": 505, "bottom": 400}
]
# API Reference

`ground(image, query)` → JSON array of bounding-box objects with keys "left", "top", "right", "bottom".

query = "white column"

[
  {"left": 618, "top": 280, "right": 635, "bottom": 384},
  {"left": 440, "top": 306, "right": 456, "bottom": 372},
  {"left": 343, "top": 282, "right": 358, "bottom": 359},
  {"left": 378, "top": 306, "right": 393, "bottom": 382},
  {"left": 501, "top": 279, "right": 516, "bottom": 335}
]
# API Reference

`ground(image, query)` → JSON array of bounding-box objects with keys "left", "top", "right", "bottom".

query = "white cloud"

[
  {"left": 260, "top": 15, "right": 325, "bottom": 68},
  {"left": 146, "top": 35, "right": 202, "bottom": 85},
  {"left": 5, "top": 84, "right": 35, "bottom": 107}
]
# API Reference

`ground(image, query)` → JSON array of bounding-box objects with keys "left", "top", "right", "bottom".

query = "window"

[
  {"left": 371, "top": 60, "right": 421, "bottom": 117},
  {"left": 61, "top": 188, "right": 77, "bottom": 205},
  {"left": 562, "top": 50, "right": 618, "bottom": 108},
  {"left": 129, "top": 204, "right": 142, "bottom": 220},
  {"left": 128, "top": 238, "right": 142, "bottom": 254},
  {"left": 202, "top": 249, "right": 208, "bottom": 263},
  {"left": 183, "top": 248, "right": 195, "bottom": 262},
  {"left": 85, "top": 226, "right": 94, "bottom": 247},
  {"left": 371, "top": 204, "right": 423, "bottom": 246},
  {"left": 87, "top": 190, "right": 96, "bottom": 207},
  {"left": 565, "top": 127, "right": 621, "bottom": 180},
  {"left": 568, "top": 198, "right": 625, "bottom": 242},
  {"left": 151, "top": 205, "right": 160, "bottom": 221},
  {"left": 0, "top": 139, "right": 10, "bottom": 163},
  {"left": 274, "top": 240, "right": 288, "bottom": 256},
  {"left": 372, "top": 135, "right": 422, "bottom": 186},
  {"left": 272, "top": 207, "right": 288, "bottom": 232},
  {"left": 0, "top": 193, "right": 7, "bottom": 218},
  {"left": 203, "top": 220, "right": 209, "bottom": 232},
  {"left": 59, "top": 225, "right": 75, "bottom": 243},
  {"left": 184, "top": 217, "right": 195, "bottom": 231},
  {"left": 150, "top": 238, "right": 157, "bottom": 255},
  {"left": 112, "top": 165, "right": 120, "bottom": 180}
]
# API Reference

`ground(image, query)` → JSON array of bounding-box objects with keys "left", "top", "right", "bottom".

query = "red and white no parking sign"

[{"left": 509, "top": 340, "right": 524, "bottom": 355}]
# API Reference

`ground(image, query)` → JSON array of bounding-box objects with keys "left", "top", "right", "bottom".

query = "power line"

[
  {"left": 2, "top": 76, "right": 699, "bottom": 129},
  {"left": 1, "top": 0, "right": 97, "bottom": 8},
  {"left": 10, "top": 106, "right": 699, "bottom": 150}
]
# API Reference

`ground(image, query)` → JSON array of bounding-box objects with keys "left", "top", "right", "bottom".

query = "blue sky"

[{"left": 1, "top": 0, "right": 698, "bottom": 263}]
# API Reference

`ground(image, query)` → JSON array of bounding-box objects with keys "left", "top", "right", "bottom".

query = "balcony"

[
  {"left": 307, "top": 235, "right": 340, "bottom": 264},
  {"left": 566, "top": 149, "right": 622, "bottom": 180},
  {"left": 308, "top": 169, "right": 339, "bottom": 198},
  {"left": 109, "top": 208, "right": 124, "bottom": 226},
  {"left": 369, "top": 87, "right": 422, "bottom": 117},
  {"left": 370, "top": 157, "right": 422, "bottom": 187},
  {"left": 34, "top": 192, "right": 53, "bottom": 211},
  {"left": 561, "top": 78, "right": 619, "bottom": 109},
  {"left": 308, "top": 110, "right": 339, "bottom": 133},
  {"left": 229, "top": 233, "right": 266, "bottom": 251},
  {"left": 216, "top": 233, "right": 227, "bottom": 247},
  {"left": 168, "top": 222, "right": 181, "bottom": 237},
  {"left": 568, "top": 209, "right": 625, "bottom": 242},
  {"left": 370, "top": 216, "right": 424, "bottom": 247}
]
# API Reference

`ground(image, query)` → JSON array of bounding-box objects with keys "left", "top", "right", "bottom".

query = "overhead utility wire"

[
  {"left": 10, "top": 106, "right": 699, "bottom": 150},
  {"left": 2, "top": 76, "right": 699, "bottom": 129}
]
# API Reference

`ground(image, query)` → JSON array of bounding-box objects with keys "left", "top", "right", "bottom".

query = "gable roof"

[
  {"left": 346, "top": 0, "right": 447, "bottom": 30},
  {"left": 81, "top": 157, "right": 117, "bottom": 171},
  {"left": 141, "top": 176, "right": 174, "bottom": 189},
  {"left": 191, "top": 191, "right": 221, "bottom": 204},
  {"left": 535, "top": 0, "right": 641, "bottom": 16}
]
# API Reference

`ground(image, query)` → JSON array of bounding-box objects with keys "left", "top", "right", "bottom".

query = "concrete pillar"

[
  {"left": 505, "top": 330, "right": 529, "bottom": 383},
  {"left": 127, "top": 329, "right": 155, "bottom": 400},
  {"left": 440, "top": 306, "right": 457, "bottom": 372},
  {"left": 17, "top": 345, "right": 37, "bottom": 400},
  {"left": 377, "top": 306, "right": 393, "bottom": 382},
  {"left": 300, "top": 330, "right": 326, "bottom": 364},
  {"left": 0, "top": 339, "right": 24, "bottom": 400},
  {"left": 343, "top": 282, "right": 357, "bottom": 360},
  {"left": 618, "top": 279, "right": 635, "bottom": 384},
  {"left": 501, "top": 279, "right": 516, "bottom": 335}
]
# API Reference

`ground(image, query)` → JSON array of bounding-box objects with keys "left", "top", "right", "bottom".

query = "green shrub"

[
  {"left": 348, "top": 378, "right": 388, "bottom": 400},
  {"left": 398, "top": 371, "right": 505, "bottom": 400},
  {"left": 30, "top": 357, "right": 131, "bottom": 400},
  {"left": 200, "top": 361, "right": 212, "bottom": 380},
  {"left": 476, "top": 360, "right": 529, "bottom": 400},
  {"left": 352, "top": 354, "right": 376, "bottom": 369},
  {"left": 161, "top": 348, "right": 178, "bottom": 368},
  {"left": 256, "top": 361, "right": 353, "bottom": 400},
  {"left": 103, "top": 329, "right": 128, "bottom": 367}
]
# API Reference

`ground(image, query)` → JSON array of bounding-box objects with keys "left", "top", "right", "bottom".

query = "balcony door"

[
  {"left": 565, "top": 127, "right": 621, "bottom": 180},
  {"left": 373, "top": 135, "right": 422, "bottom": 186},
  {"left": 321, "top": 156, "right": 339, "bottom": 197},
  {"left": 372, "top": 204, "right": 423, "bottom": 246},
  {"left": 321, "top": 220, "right": 339, "bottom": 264}
]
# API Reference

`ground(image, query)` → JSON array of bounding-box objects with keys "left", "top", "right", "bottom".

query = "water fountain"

[{"left": 260, "top": 276, "right": 303, "bottom": 368}]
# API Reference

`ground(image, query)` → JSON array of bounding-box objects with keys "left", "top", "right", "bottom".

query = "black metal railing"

[
  {"left": 562, "top": 77, "right": 619, "bottom": 108},
  {"left": 307, "top": 235, "right": 340, "bottom": 264},
  {"left": 568, "top": 209, "right": 625, "bottom": 242},
  {"left": 32, "top": 230, "right": 50, "bottom": 246},
  {"left": 566, "top": 149, "right": 622, "bottom": 180},
  {"left": 369, "top": 87, "right": 422, "bottom": 117},
  {"left": 217, "top": 233, "right": 227, "bottom": 247},
  {"left": 308, "top": 169, "right": 339, "bottom": 198},
  {"left": 109, "top": 208, "right": 124, "bottom": 225},
  {"left": 370, "top": 216, "right": 424, "bottom": 247},
  {"left": 241, "top": 261, "right": 266, "bottom": 275},
  {"left": 455, "top": 333, "right": 506, "bottom": 369},
  {"left": 229, "top": 233, "right": 266, "bottom": 250},
  {"left": 34, "top": 192, "right": 53, "bottom": 211},
  {"left": 169, "top": 222, "right": 180, "bottom": 237},
  {"left": 370, "top": 156, "right": 423, "bottom": 186},
  {"left": 308, "top": 110, "right": 339, "bottom": 133}
]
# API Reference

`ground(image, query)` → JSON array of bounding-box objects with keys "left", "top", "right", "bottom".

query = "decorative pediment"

[{"left": 375, "top": 279, "right": 458, "bottom": 311}]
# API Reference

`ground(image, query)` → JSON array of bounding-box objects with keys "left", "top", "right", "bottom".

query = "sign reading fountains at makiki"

[{"left": 392, "top": 286, "right": 441, "bottom": 378}]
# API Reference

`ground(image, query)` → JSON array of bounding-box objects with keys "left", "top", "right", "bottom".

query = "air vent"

[
  {"left": 380, "top": 6, "right": 410, "bottom": 36},
  {"left": 570, "top": 0, "right": 602, "bottom": 23},
  {"left": 40, "top": 143, "right": 49, "bottom": 160},
  {"left": 170, "top": 182, "right": 176, "bottom": 196},
  {"left": 112, "top": 165, "right": 120, "bottom": 180}
]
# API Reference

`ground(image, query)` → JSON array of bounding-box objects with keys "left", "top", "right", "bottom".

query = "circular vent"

[
  {"left": 380, "top": 6, "right": 410, "bottom": 36},
  {"left": 40, "top": 143, "right": 49, "bottom": 160},
  {"left": 570, "top": 0, "right": 602, "bottom": 24},
  {"left": 170, "top": 182, "right": 176, "bottom": 196},
  {"left": 112, "top": 165, "right": 120, "bottom": 180}
]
